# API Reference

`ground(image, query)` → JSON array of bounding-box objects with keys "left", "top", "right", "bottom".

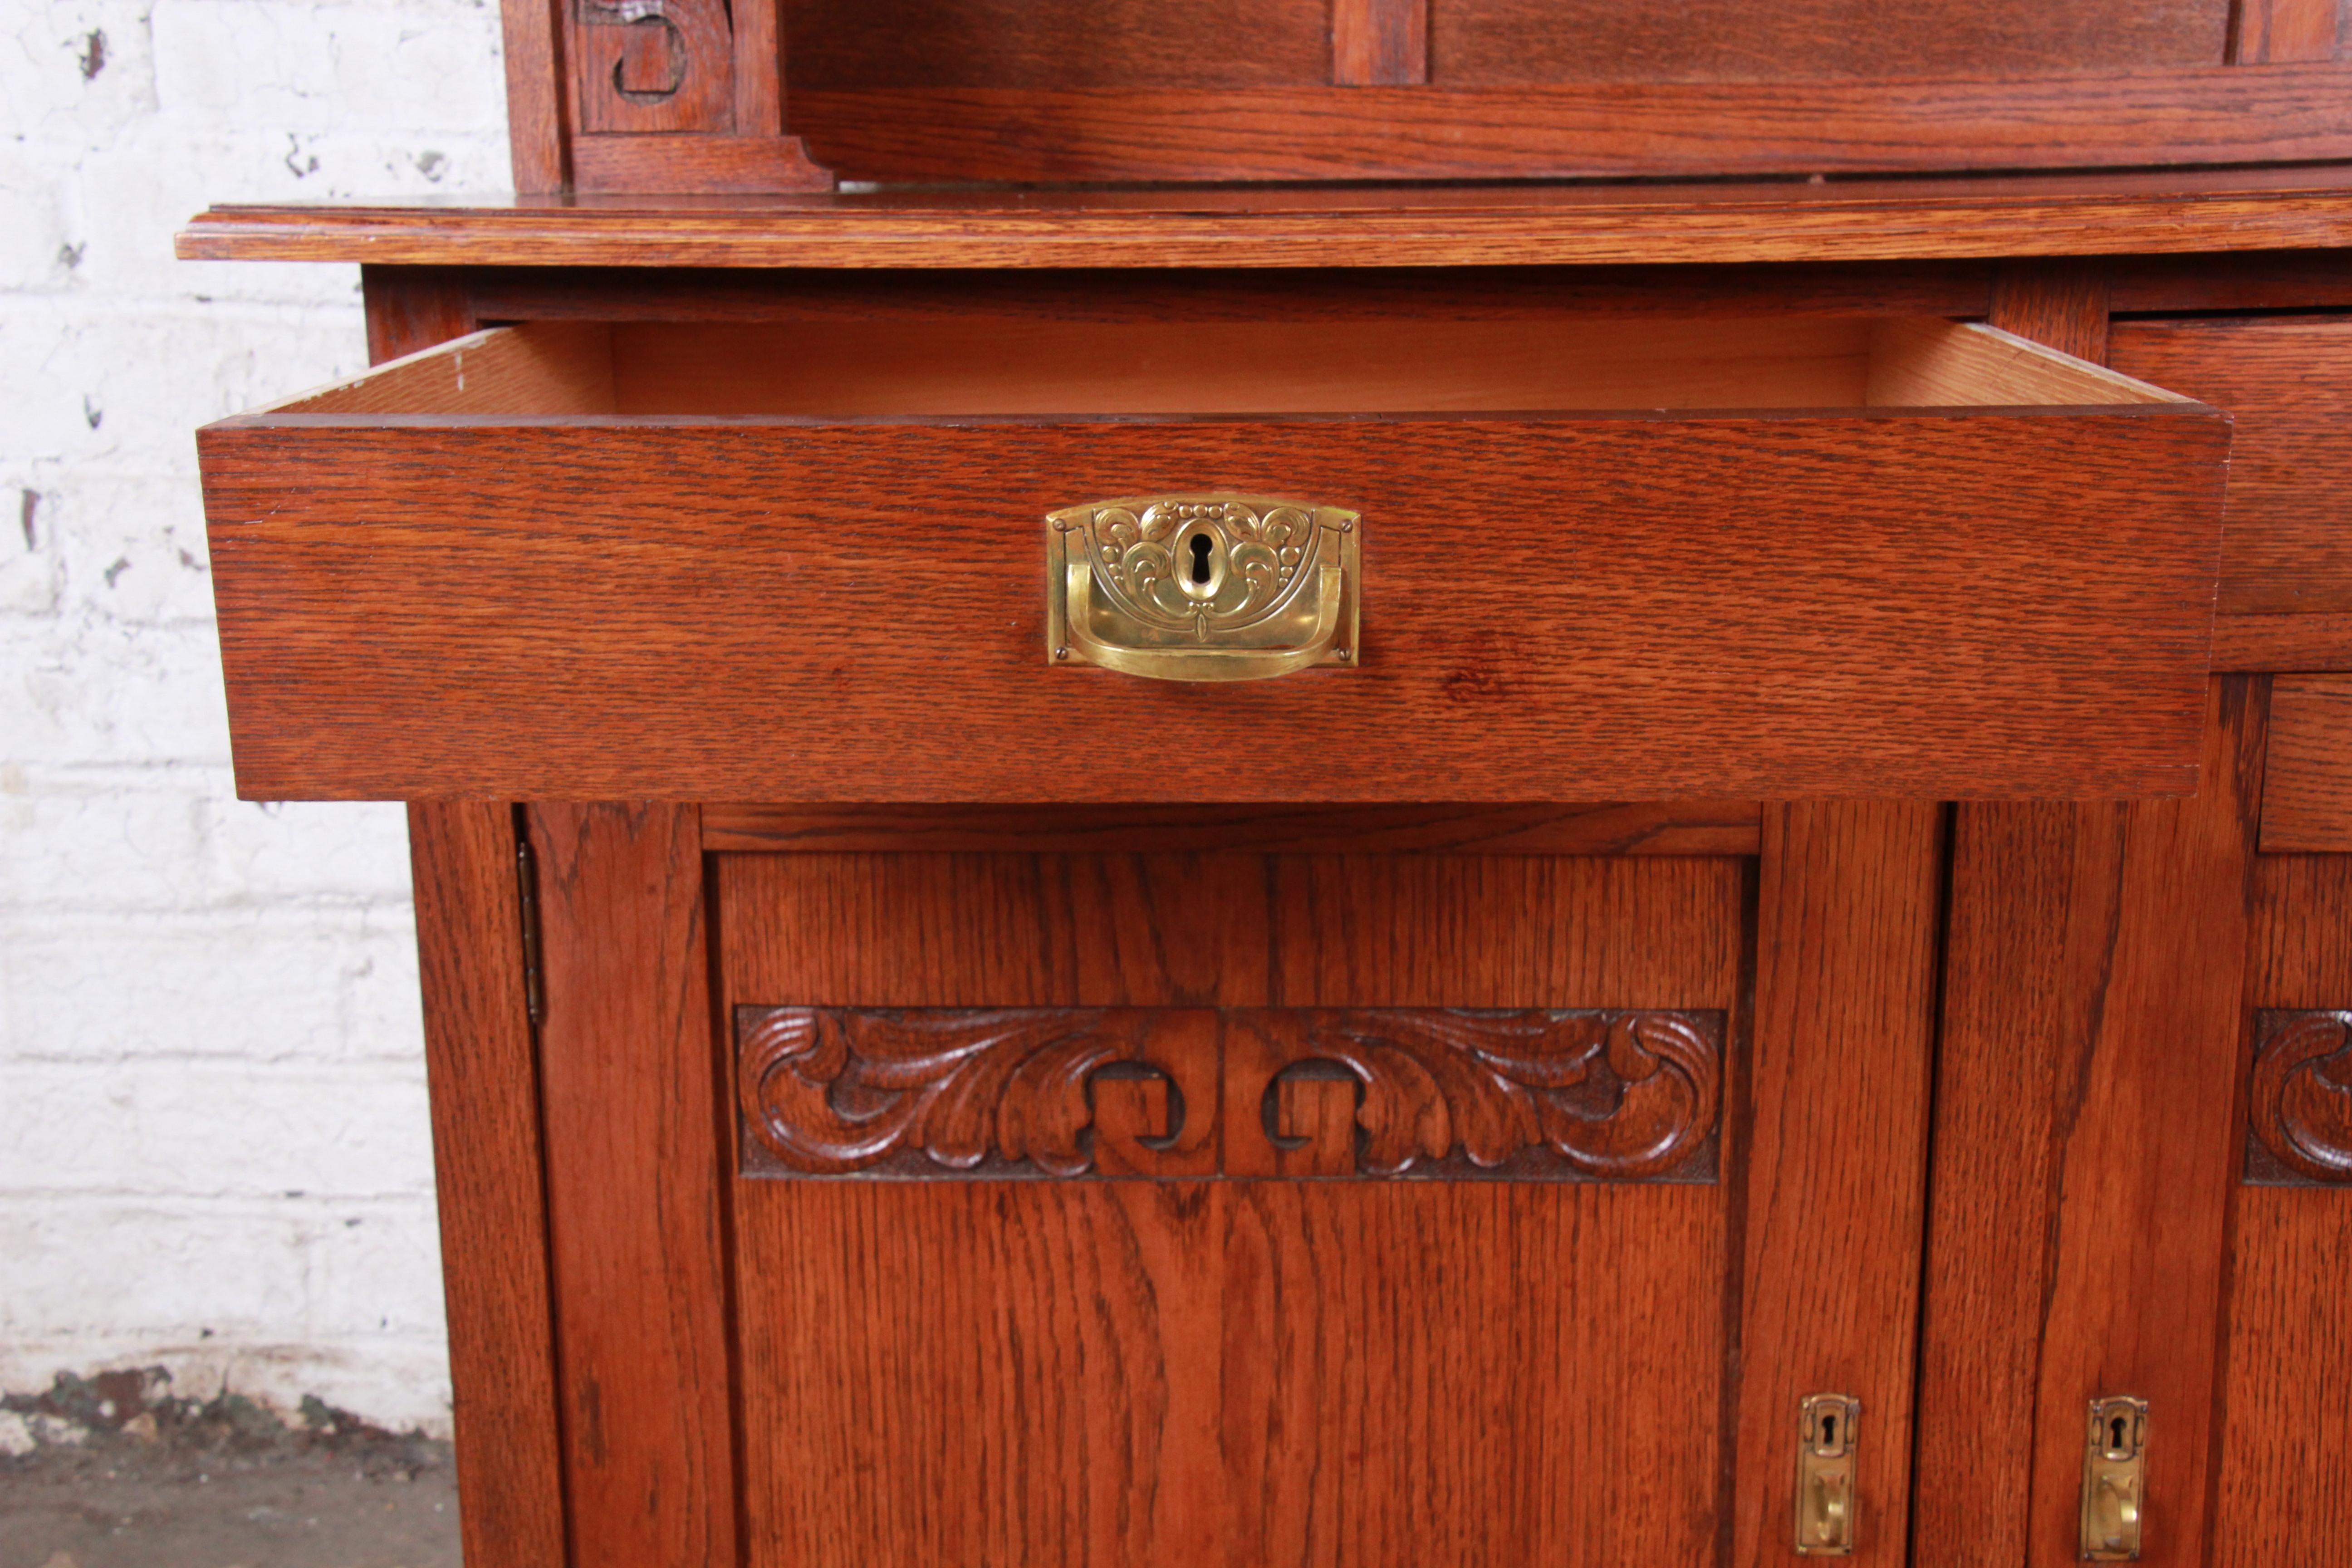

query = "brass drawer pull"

[{"left": 1047, "top": 495, "right": 1360, "bottom": 682}]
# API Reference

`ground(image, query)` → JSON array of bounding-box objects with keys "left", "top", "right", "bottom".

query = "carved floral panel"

[{"left": 736, "top": 1005, "right": 1725, "bottom": 1183}]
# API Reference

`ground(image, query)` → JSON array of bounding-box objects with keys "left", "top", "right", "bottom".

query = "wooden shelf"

[{"left": 180, "top": 164, "right": 2352, "bottom": 270}]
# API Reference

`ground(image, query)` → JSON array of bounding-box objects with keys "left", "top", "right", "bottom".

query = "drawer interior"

[{"left": 279, "top": 314, "right": 2179, "bottom": 419}]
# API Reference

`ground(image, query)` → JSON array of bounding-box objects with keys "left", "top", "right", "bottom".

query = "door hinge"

[{"left": 514, "top": 820, "right": 545, "bottom": 1028}]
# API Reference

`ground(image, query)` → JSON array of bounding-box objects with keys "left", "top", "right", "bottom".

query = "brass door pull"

[{"left": 1047, "top": 496, "right": 1360, "bottom": 682}]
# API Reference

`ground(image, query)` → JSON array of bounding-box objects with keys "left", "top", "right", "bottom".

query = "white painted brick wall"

[{"left": 3, "top": 0, "right": 512, "bottom": 1436}]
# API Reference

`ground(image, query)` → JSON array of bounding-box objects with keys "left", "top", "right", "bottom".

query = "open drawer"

[{"left": 196, "top": 312, "right": 2227, "bottom": 801}]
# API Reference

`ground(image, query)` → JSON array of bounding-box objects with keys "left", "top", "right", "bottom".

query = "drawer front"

[{"left": 196, "top": 323, "right": 2230, "bottom": 801}]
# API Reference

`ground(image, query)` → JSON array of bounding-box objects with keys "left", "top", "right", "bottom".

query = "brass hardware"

[
  {"left": 1795, "top": 1393, "right": 1860, "bottom": 1556},
  {"left": 1046, "top": 495, "right": 1359, "bottom": 682},
  {"left": 2082, "top": 1396, "right": 2148, "bottom": 1561}
]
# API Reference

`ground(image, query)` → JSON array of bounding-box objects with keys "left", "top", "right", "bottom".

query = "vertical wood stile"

[
  {"left": 2235, "top": 0, "right": 2343, "bottom": 61},
  {"left": 1733, "top": 802, "right": 1945, "bottom": 1566},
  {"left": 529, "top": 804, "right": 738, "bottom": 1568},
  {"left": 730, "top": 0, "right": 784, "bottom": 135},
  {"left": 1914, "top": 678, "right": 2265, "bottom": 1568},
  {"left": 500, "top": 0, "right": 569, "bottom": 191},
  {"left": 408, "top": 803, "right": 569, "bottom": 1568},
  {"left": 1332, "top": 0, "right": 1429, "bottom": 85},
  {"left": 1916, "top": 268, "right": 2263, "bottom": 1568}
]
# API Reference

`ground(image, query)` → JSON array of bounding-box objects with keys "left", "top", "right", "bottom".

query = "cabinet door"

[{"left": 558, "top": 804, "right": 1946, "bottom": 1568}]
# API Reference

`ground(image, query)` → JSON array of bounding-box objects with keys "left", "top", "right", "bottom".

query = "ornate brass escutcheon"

[
  {"left": 2081, "top": 1396, "right": 2148, "bottom": 1560},
  {"left": 1046, "top": 495, "right": 1360, "bottom": 681},
  {"left": 1794, "top": 1393, "right": 1860, "bottom": 1556}
]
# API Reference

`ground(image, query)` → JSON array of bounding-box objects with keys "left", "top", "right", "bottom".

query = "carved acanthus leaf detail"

[
  {"left": 738, "top": 1007, "right": 1164, "bottom": 1177},
  {"left": 736, "top": 1006, "right": 1724, "bottom": 1182},
  {"left": 1265, "top": 1010, "right": 1723, "bottom": 1180},
  {"left": 2248, "top": 1010, "right": 2352, "bottom": 1185}
]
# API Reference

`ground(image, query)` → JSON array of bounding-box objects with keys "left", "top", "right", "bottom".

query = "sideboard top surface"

[{"left": 178, "top": 164, "right": 2352, "bottom": 270}]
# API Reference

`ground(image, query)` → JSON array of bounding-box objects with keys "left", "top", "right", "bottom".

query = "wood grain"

[
  {"left": 1217, "top": 1180, "right": 1725, "bottom": 1566},
  {"left": 1731, "top": 801, "right": 1943, "bottom": 1567},
  {"left": 782, "top": 66, "right": 2352, "bottom": 185},
  {"left": 2110, "top": 315, "right": 2352, "bottom": 617},
  {"left": 406, "top": 803, "right": 566, "bottom": 1568},
  {"left": 701, "top": 802, "right": 1763, "bottom": 856},
  {"left": 781, "top": 0, "right": 1329, "bottom": 88},
  {"left": 603, "top": 314, "right": 1884, "bottom": 413},
  {"left": 1987, "top": 260, "right": 2112, "bottom": 362},
  {"left": 499, "top": 0, "right": 568, "bottom": 193},
  {"left": 2213, "top": 853, "right": 2352, "bottom": 1562},
  {"left": 361, "top": 268, "right": 476, "bottom": 366},
  {"left": 2259, "top": 676, "right": 2352, "bottom": 849},
  {"left": 571, "top": 133, "right": 834, "bottom": 194},
  {"left": 729, "top": 0, "right": 781, "bottom": 135},
  {"left": 172, "top": 165, "right": 2352, "bottom": 270},
  {"left": 717, "top": 853, "right": 1743, "bottom": 1011},
  {"left": 718, "top": 845, "right": 1740, "bottom": 1567},
  {"left": 2251, "top": 852, "right": 2352, "bottom": 1008},
  {"left": 198, "top": 397, "right": 2229, "bottom": 802},
  {"left": 276, "top": 322, "right": 614, "bottom": 417},
  {"left": 1913, "top": 679, "right": 2265, "bottom": 1568},
  {"left": 593, "top": 314, "right": 2166, "bottom": 415},
  {"left": 2237, "top": 0, "right": 2343, "bottom": 59},
  {"left": 1863, "top": 317, "right": 2168, "bottom": 406},
  {"left": 1437, "top": 0, "right": 2226, "bottom": 84},
  {"left": 2214, "top": 612, "right": 2352, "bottom": 671},
  {"left": 527, "top": 804, "right": 735, "bottom": 1568},
  {"left": 1332, "top": 0, "right": 1426, "bottom": 86}
]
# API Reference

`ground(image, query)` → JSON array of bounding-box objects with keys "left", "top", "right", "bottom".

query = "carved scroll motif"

[
  {"left": 1240, "top": 1010, "right": 1724, "bottom": 1181},
  {"left": 736, "top": 1007, "right": 1210, "bottom": 1179},
  {"left": 2246, "top": 1010, "right": 2352, "bottom": 1186},
  {"left": 735, "top": 1006, "right": 1724, "bottom": 1182}
]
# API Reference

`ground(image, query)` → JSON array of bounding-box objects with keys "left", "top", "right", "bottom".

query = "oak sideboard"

[{"left": 180, "top": 1, "right": 2352, "bottom": 1563}]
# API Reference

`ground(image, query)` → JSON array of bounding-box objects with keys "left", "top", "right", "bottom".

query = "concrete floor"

[
  {"left": 0, "top": 1374, "right": 459, "bottom": 1568},
  {"left": 0, "top": 1446, "right": 461, "bottom": 1568}
]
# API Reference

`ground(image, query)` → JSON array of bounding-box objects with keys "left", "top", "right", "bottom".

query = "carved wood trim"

[
  {"left": 2246, "top": 1009, "right": 2352, "bottom": 1184},
  {"left": 1227, "top": 1009, "right": 1724, "bottom": 1181},
  {"left": 735, "top": 1006, "right": 1724, "bottom": 1182},
  {"left": 736, "top": 1008, "right": 1218, "bottom": 1179}
]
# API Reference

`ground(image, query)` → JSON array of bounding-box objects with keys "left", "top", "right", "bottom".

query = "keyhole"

[
  {"left": 1821, "top": 1415, "right": 1837, "bottom": 1447},
  {"left": 2110, "top": 1416, "right": 2127, "bottom": 1450},
  {"left": 1188, "top": 533, "right": 1214, "bottom": 583}
]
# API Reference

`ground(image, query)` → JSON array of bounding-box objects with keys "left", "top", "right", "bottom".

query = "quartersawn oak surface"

[
  {"left": 405, "top": 804, "right": 566, "bottom": 1568},
  {"left": 196, "top": 316, "right": 2227, "bottom": 801},
  {"left": 701, "top": 801, "right": 1764, "bottom": 856},
  {"left": 2260, "top": 676, "right": 2352, "bottom": 850},
  {"left": 175, "top": 165, "right": 2352, "bottom": 270},
  {"left": 527, "top": 804, "right": 736, "bottom": 1568},
  {"left": 2219, "top": 850, "right": 2352, "bottom": 1564},
  {"left": 1914, "top": 679, "right": 2265, "bottom": 1568},
  {"left": 2111, "top": 314, "right": 2352, "bottom": 619},
  {"left": 718, "top": 850, "right": 1741, "bottom": 1566},
  {"left": 1732, "top": 802, "right": 1942, "bottom": 1567}
]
